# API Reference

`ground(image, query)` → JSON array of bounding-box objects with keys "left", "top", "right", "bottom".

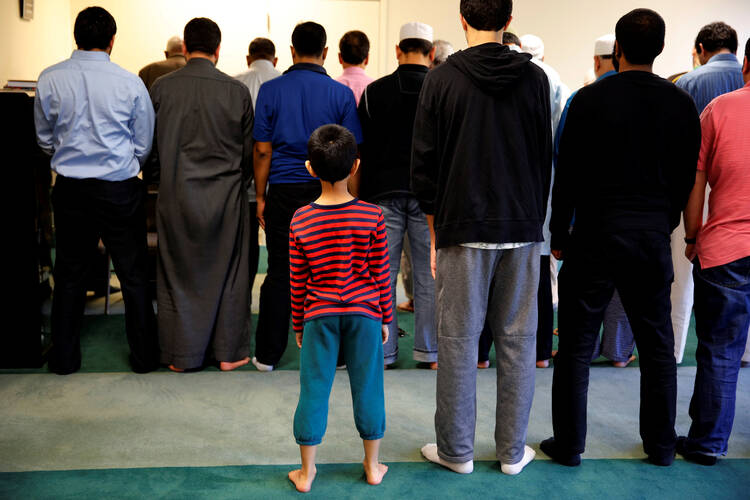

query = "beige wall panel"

[{"left": 0, "top": 0, "right": 73, "bottom": 83}]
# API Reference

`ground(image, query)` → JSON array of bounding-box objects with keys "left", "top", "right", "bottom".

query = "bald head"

[{"left": 165, "top": 36, "right": 183, "bottom": 57}]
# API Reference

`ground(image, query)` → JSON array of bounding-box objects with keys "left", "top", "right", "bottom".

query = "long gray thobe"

[{"left": 149, "top": 57, "right": 253, "bottom": 369}]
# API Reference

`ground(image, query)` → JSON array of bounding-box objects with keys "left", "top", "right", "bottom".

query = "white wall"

[
  {"left": 3, "top": 0, "right": 749, "bottom": 90},
  {"left": 510, "top": 0, "right": 750, "bottom": 89},
  {"left": 0, "top": 0, "right": 72, "bottom": 84}
]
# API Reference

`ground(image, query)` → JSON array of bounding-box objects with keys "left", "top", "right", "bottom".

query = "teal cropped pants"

[{"left": 293, "top": 315, "right": 386, "bottom": 446}]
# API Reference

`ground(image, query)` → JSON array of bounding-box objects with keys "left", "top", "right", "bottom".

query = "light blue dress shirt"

[
  {"left": 34, "top": 50, "right": 155, "bottom": 181},
  {"left": 675, "top": 53, "right": 743, "bottom": 114}
]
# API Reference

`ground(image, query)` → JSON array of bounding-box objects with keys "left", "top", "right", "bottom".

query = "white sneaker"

[
  {"left": 251, "top": 357, "right": 274, "bottom": 372},
  {"left": 500, "top": 445, "right": 536, "bottom": 475}
]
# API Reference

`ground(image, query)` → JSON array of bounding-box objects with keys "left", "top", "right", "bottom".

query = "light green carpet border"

[{"left": 1, "top": 459, "right": 748, "bottom": 500}]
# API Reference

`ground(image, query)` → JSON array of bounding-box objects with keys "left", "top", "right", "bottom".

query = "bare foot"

[
  {"left": 288, "top": 468, "right": 316, "bottom": 493},
  {"left": 396, "top": 299, "right": 414, "bottom": 313},
  {"left": 364, "top": 462, "right": 388, "bottom": 485},
  {"left": 536, "top": 359, "right": 550, "bottom": 368},
  {"left": 168, "top": 364, "right": 184, "bottom": 373},
  {"left": 477, "top": 360, "right": 490, "bottom": 369},
  {"left": 220, "top": 357, "right": 250, "bottom": 371},
  {"left": 613, "top": 355, "right": 636, "bottom": 368}
]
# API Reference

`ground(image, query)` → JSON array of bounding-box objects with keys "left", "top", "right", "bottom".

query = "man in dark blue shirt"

[{"left": 252, "top": 21, "right": 363, "bottom": 371}]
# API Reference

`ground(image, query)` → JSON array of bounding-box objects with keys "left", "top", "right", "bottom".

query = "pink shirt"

[
  {"left": 336, "top": 66, "right": 374, "bottom": 106},
  {"left": 696, "top": 81, "right": 750, "bottom": 269}
]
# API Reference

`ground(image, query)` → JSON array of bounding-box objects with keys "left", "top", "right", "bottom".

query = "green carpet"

[
  {"left": 0, "top": 311, "right": 699, "bottom": 374},
  {"left": 1, "top": 459, "right": 747, "bottom": 500}
]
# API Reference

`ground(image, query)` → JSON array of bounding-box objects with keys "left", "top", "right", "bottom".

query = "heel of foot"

[
  {"left": 421, "top": 443, "right": 473, "bottom": 474},
  {"left": 252, "top": 357, "right": 274, "bottom": 372},
  {"left": 501, "top": 445, "right": 536, "bottom": 475}
]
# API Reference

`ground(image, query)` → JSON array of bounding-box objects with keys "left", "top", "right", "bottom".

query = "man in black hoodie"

[
  {"left": 412, "top": 0, "right": 551, "bottom": 475},
  {"left": 540, "top": 9, "right": 701, "bottom": 467}
]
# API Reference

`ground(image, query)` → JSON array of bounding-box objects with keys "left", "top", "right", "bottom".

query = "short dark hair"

[
  {"left": 249, "top": 37, "right": 276, "bottom": 59},
  {"left": 74, "top": 7, "right": 116, "bottom": 51},
  {"left": 460, "top": 0, "right": 513, "bottom": 31},
  {"left": 746, "top": 37, "right": 750, "bottom": 61},
  {"left": 339, "top": 31, "right": 370, "bottom": 65},
  {"left": 292, "top": 22, "right": 327, "bottom": 58},
  {"left": 615, "top": 8, "right": 665, "bottom": 65},
  {"left": 502, "top": 32, "right": 520, "bottom": 47},
  {"left": 695, "top": 22, "right": 738, "bottom": 55},
  {"left": 184, "top": 18, "right": 221, "bottom": 54},
  {"left": 308, "top": 124, "right": 357, "bottom": 184},
  {"left": 398, "top": 38, "right": 433, "bottom": 56}
]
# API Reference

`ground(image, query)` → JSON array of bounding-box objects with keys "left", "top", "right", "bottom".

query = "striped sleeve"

[
  {"left": 368, "top": 210, "right": 393, "bottom": 324},
  {"left": 289, "top": 221, "right": 310, "bottom": 334}
]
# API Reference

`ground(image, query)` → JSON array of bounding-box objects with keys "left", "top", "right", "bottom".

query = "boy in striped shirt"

[{"left": 288, "top": 124, "right": 392, "bottom": 492}]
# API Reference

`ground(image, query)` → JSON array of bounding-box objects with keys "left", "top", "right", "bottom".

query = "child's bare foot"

[
  {"left": 168, "top": 364, "right": 184, "bottom": 372},
  {"left": 220, "top": 357, "right": 250, "bottom": 371},
  {"left": 288, "top": 467, "right": 316, "bottom": 493},
  {"left": 364, "top": 462, "right": 388, "bottom": 485}
]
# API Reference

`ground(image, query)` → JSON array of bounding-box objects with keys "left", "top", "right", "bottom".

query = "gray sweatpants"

[{"left": 435, "top": 244, "right": 540, "bottom": 465}]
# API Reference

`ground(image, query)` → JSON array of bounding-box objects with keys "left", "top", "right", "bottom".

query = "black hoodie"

[{"left": 411, "top": 43, "right": 552, "bottom": 249}]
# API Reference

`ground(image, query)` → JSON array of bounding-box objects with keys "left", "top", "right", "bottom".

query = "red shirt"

[
  {"left": 696, "top": 81, "right": 750, "bottom": 269},
  {"left": 289, "top": 199, "right": 393, "bottom": 333}
]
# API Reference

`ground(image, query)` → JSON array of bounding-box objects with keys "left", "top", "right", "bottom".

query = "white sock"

[
  {"left": 251, "top": 357, "right": 273, "bottom": 372},
  {"left": 500, "top": 445, "right": 536, "bottom": 475},
  {"left": 421, "top": 443, "right": 473, "bottom": 474}
]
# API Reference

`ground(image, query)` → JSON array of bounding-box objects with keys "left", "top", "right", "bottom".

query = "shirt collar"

[
  {"left": 250, "top": 59, "right": 276, "bottom": 71},
  {"left": 596, "top": 70, "right": 617, "bottom": 81},
  {"left": 397, "top": 64, "right": 429, "bottom": 74},
  {"left": 284, "top": 62, "right": 328, "bottom": 77},
  {"left": 342, "top": 66, "right": 367, "bottom": 76},
  {"left": 71, "top": 50, "right": 110, "bottom": 62},
  {"left": 706, "top": 53, "right": 740, "bottom": 65}
]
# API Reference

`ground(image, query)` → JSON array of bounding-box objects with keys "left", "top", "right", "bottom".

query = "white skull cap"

[
  {"left": 595, "top": 34, "right": 616, "bottom": 56},
  {"left": 399, "top": 22, "right": 434, "bottom": 43}
]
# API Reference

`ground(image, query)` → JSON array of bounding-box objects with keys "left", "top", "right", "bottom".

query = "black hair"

[
  {"left": 615, "top": 8, "right": 665, "bottom": 65},
  {"left": 307, "top": 124, "right": 357, "bottom": 184},
  {"left": 460, "top": 0, "right": 513, "bottom": 31},
  {"left": 398, "top": 38, "right": 433, "bottom": 56},
  {"left": 502, "top": 32, "right": 520, "bottom": 46},
  {"left": 292, "top": 22, "right": 327, "bottom": 58},
  {"left": 74, "top": 7, "right": 116, "bottom": 51},
  {"left": 249, "top": 37, "right": 276, "bottom": 59},
  {"left": 695, "top": 22, "right": 738, "bottom": 55},
  {"left": 339, "top": 31, "right": 370, "bottom": 64},
  {"left": 746, "top": 37, "right": 750, "bottom": 61},
  {"left": 184, "top": 17, "right": 221, "bottom": 54}
]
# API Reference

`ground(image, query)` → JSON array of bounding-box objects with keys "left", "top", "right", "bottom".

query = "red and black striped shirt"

[{"left": 289, "top": 198, "right": 393, "bottom": 333}]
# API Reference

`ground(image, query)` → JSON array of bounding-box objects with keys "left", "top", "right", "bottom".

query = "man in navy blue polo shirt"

[{"left": 252, "top": 21, "right": 363, "bottom": 371}]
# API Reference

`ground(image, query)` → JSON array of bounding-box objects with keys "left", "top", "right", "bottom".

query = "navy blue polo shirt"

[{"left": 254, "top": 63, "right": 363, "bottom": 184}]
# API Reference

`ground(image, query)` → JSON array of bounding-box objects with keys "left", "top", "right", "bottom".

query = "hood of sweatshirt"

[{"left": 447, "top": 42, "right": 533, "bottom": 94}]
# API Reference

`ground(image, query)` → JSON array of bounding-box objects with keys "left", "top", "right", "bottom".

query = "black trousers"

[
  {"left": 50, "top": 176, "right": 159, "bottom": 374},
  {"left": 551, "top": 231, "right": 677, "bottom": 462},
  {"left": 254, "top": 182, "right": 320, "bottom": 366},
  {"left": 479, "top": 255, "right": 552, "bottom": 362}
]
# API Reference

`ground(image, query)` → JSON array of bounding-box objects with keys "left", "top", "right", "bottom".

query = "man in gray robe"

[{"left": 149, "top": 17, "right": 253, "bottom": 371}]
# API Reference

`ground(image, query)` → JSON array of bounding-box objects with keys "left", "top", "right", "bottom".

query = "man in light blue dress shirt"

[{"left": 34, "top": 6, "right": 159, "bottom": 375}]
